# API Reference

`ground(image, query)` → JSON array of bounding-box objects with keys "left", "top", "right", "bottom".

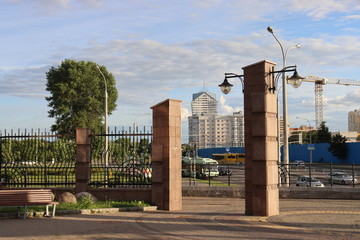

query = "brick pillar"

[
  {"left": 151, "top": 99, "right": 182, "bottom": 211},
  {"left": 243, "top": 60, "right": 279, "bottom": 216},
  {"left": 75, "top": 128, "right": 91, "bottom": 193}
]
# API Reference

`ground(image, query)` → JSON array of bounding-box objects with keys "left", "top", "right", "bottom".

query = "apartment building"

[
  {"left": 348, "top": 109, "right": 360, "bottom": 132},
  {"left": 191, "top": 91, "right": 217, "bottom": 115},
  {"left": 188, "top": 91, "right": 244, "bottom": 149}
]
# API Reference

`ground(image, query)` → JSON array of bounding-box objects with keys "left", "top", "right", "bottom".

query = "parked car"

[
  {"left": 219, "top": 166, "right": 232, "bottom": 176},
  {"left": 328, "top": 172, "right": 358, "bottom": 185},
  {"left": 295, "top": 175, "right": 324, "bottom": 187},
  {"left": 291, "top": 160, "right": 305, "bottom": 168}
]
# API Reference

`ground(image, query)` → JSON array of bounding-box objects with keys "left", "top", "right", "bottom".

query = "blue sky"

[{"left": 1, "top": 0, "right": 360, "bottom": 140}]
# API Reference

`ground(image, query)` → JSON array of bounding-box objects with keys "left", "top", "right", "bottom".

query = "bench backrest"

[{"left": 0, "top": 189, "right": 55, "bottom": 204}]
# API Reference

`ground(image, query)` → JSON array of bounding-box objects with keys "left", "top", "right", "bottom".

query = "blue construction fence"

[{"left": 198, "top": 142, "right": 360, "bottom": 164}]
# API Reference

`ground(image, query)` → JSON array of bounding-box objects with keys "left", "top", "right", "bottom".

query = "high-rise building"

[
  {"left": 191, "top": 91, "right": 217, "bottom": 115},
  {"left": 188, "top": 91, "right": 244, "bottom": 149},
  {"left": 188, "top": 112, "right": 244, "bottom": 149},
  {"left": 348, "top": 109, "right": 360, "bottom": 132}
]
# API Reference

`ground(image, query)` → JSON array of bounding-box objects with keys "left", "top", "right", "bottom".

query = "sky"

[{"left": 1, "top": 0, "right": 360, "bottom": 142}]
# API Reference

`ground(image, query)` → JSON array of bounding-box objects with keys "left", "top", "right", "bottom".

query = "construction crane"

[{"left": 301, "top": 75, "right": 360, "bottom": 129}]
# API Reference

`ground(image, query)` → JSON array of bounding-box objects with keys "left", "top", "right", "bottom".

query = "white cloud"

[
  {"left": 325, "top": 88, "right": 360, "bottom": 108},
  {"left": 181, "top": 107, "right": 191, "bottom": 121},
  {"left": 344, "top": 15, "right": 360, "bottom": 20},
  {"left": 2, "top": 0, "right": 360, "bottom": 133},
  {"left": 286, "top": 0, "right": 360, "bottom": 19},
  {"left": 219, "top": 95, "right": 241, "bottom": 115},
  {"left": 8, "top": 0, "right": 103, "bottom": 11}
]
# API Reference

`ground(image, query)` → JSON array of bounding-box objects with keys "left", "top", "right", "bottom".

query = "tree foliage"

[
  {"left": 1, "top": 138, "right": 75, "bottom": 164},
  {"left": 313, "top": 121, "right": 332, "bottom": 143},
  {"left": 328, "top": 133, "right": 348, "bottom": 160},
  {"left": 45, "top": 59, "right": 118, "bottom": 134},
  {"left": 90, "top": 137, "right": 152, "bottom": 165},
  {"left": 182, "top": 144, "right": 194, "bottom": 157}
]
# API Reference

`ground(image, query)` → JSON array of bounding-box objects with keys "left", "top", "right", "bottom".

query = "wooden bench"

[{"left": 0, "top": 189, "right": 59, "bottom": 219}]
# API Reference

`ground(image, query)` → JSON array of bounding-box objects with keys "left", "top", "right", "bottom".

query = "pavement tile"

[{"left": 0, "top": 197, "right": 359, "bottom": 240}]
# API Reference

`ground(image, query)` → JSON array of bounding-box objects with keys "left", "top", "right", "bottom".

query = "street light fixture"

[
  {"left": 219, "top": 73, "right": 244, "bottom": 94},
  {"left": 267, "top": 26, "right": 302, "bottom": 184},
  {"left": 220, "top": 66, "right": 302, "bottom": 94},
  {"left": 96, "top": 65, "right": 109, "bottom": 184}
]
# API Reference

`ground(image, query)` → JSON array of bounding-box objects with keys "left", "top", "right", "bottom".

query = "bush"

[{"left": 77, "top": 194, "right": 96, "bottom": 209}]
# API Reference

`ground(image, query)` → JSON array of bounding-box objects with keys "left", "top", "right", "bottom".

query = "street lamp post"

[
  {"left": 267, "top": 26, "right": 301, "bottom": 184},
  {"left": 297, "top": 116, "right": 314, "bottom": 163},
  {"left": 96, "top": 65, "right": 109, "bottom": 184}
]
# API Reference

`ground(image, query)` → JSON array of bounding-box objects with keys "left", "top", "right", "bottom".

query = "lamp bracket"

[
  {"left": 268, "top": 65, "right": 300, "bottom": 93},
  {"left": 224, "top": 73, "right": 245, "bottom": 93}
]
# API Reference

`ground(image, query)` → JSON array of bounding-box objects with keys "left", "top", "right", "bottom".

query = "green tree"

[
  {"left": 313, "top": 121, "right": 332, "bottom": 143},
  {"left": 182, "top": 144, "right": 194, "bottom": 157},
  {"left": 45, "top": 59, "right": 118, "bottom": 134},
  {"left": 328, "top": 133, "right": 348, "bottom": 160}
]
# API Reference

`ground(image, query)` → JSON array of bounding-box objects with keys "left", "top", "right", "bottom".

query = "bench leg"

[
  {"left": 52, "top": 204, "right": 56, "bottom": 217},
  {"left": 44, "top": 204, "right": 56, "bottom": 217}
]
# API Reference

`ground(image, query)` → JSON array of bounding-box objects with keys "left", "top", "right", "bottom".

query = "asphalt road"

[{"left": 183, "top": 164, "right": 360, "bottom": 188}]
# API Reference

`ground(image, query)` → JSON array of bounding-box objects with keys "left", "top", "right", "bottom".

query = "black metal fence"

[
  {"left": 182, "top": 163, "right": 245, "bottom": 187},
  {"left": 89, "top": 126, "right": 153, "bottom": 188},
  {"left": 182, "top": 162, "right": 360, "bottom": 188},
  {"left": 0, "top": 129, "right": 76, "bottom": 187},
  {"left": 0, "top": 127, "right": 153, "bottom": 189},
  {"left": 279, "top": 162, "right": 360, "bottom": 188}
]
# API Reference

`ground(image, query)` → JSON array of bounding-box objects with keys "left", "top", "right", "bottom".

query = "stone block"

[
  {"left": 76, "top": 128, "right": 91, "bottom": 145},
  {"left": 251, "top": 161, "right": 278, "bottom": 185},
  {"left": 151, "top": 99, "right": 182, "bottom": 211},
  {"left": 251, "top": 93, "right": 277, "bottom": 113},
  {"left": 75, "top": 164, "right": 90, "bottom": 180},
  {"left": 243, "top": 60, "right": 279, "bottom": 217},
  {"left": 152, "top": 163, "right": 163, "bottom": 183},
  {"left": 151, "top": 183, "right": 164, "bottom": 209},
  {"left": 252, "top": 140, "right": 278, "bottom": 161},
  {"left": 251, "top": 115, "right": 278, "bottom": 137},
  {"left": 252, "top": 186, "right": 279, "bottom": 216},
  {"left": 76, "top": 145, "right": 91, "bottom": 163},
  {"left": 151, "top": 144, "right": 163, "bottom": 162}
]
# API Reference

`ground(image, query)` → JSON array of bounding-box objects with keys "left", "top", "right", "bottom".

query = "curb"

[{"left": 0, "top": 206, "right": 157, "bottom": 219}]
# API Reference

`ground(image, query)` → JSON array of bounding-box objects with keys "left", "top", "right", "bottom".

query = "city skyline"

[{"left": 1, "top": 0, "right": 360, "bottom": 140}]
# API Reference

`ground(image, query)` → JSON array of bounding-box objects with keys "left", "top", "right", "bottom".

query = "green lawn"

[{"left": 195, "top": 178, "right": 238, "bottom": 187}]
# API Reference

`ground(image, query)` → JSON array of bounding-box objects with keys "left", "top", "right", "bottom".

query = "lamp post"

[
  {"left": 267, "top": 26, "right": 301, "bottom": 184},
  {"left": 297, "top": 116, "right": 314, "bottom": 163},
  {"left": 96, "top": 65, "right": 109, "bottom": 183}
]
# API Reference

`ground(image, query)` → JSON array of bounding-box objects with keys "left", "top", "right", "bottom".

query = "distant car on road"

[
  {"left": 296, "top": 175, "right": 324, "bottom": 187},
  {"left": 291, "top": 160, "right": 305, "bottom": 168},
  {"left": 328, "top": 172, "right": 358, "bottom": 185},
  {"left": 219, "top": 166, "right": 232, "bottom": 176}
]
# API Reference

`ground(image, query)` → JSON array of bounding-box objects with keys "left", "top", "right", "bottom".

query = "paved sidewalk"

[{"left": 1, "top": 197, "right": 360, "bottom": 239}]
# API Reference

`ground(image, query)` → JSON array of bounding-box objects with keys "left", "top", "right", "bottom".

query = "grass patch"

[
  {"left": 195, "top": 179, "right": 238, "bottom": 187},
  {"left": 57, "top": 199, "right": 149, "bottom": 211},
  {"left": 0, "top": 197, "right": 150, "bottom": 214}
]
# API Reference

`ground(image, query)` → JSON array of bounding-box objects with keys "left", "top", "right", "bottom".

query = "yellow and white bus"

[{"left": 212, "top": 153, "right": 245, "bottom": 164}]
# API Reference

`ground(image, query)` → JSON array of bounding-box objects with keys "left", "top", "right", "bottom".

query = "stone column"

[
  {"left": 75, "top": 128, "right": 91, "bottom": 193},
  {"left": 243, "top": 60, "right": 279, "bottom": 216},
  {"left": 151, "top": 99, "right": 182, "bottom": 211}
]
